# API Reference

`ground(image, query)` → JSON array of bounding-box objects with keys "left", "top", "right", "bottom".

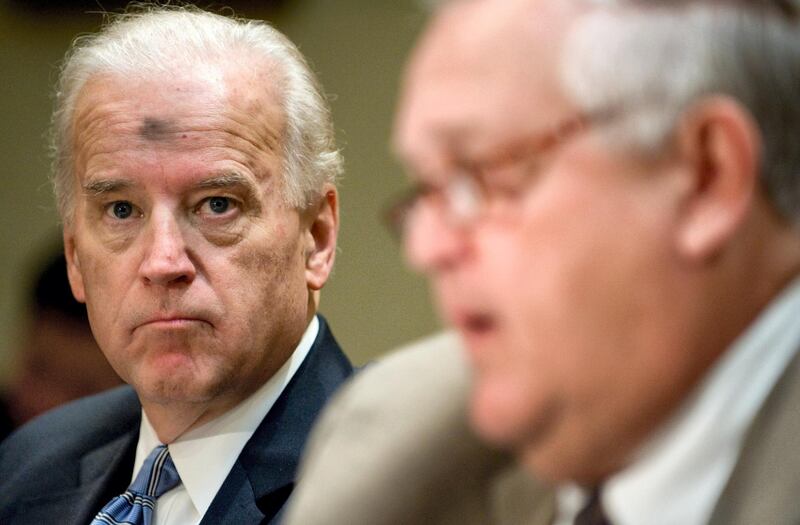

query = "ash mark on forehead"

[{"left": 139, "top": 117, "right": 174, "bottom": 141}]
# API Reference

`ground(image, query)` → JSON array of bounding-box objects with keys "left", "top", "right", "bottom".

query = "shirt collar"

[
  {"left": 555, "top": 276, "right": 800, "bottom": 525},
  {"left": 134, "top": 315, "right": 319, "bottom": 517}
]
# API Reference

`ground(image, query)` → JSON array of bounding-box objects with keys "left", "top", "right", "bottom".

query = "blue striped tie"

[{"left": 91, "top": 445, "right": 181, "bottom": 525}]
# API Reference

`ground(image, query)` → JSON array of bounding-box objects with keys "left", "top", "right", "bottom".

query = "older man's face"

[
  {"left": 64, "top": 65, "right": 324, "bottom": 415},
  {"left": 395, "top": 1, "right": 699, "bottom": 482}
]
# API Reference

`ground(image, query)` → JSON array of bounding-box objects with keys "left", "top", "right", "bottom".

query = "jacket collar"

[
  {"left": 9, "top": 387, "right": 140, "bottom": 525},
  {"left": 709, "top": 345, "right": 800, "bottom": 525},
  {"left": 202, "top": 315, "right": 353, "bottom": 524}
]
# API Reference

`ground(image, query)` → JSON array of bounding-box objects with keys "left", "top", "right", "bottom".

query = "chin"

[
  {"left": 520, "top": 442, "right": 613, "bottom": 486},
  {"left": 470, "top": 377, "right": 564, "bottom": 460},
  {"left": 137, "top": 372, "right": 219, "bottom": 405},
  {"left": 469, "top": 380, "right": 527, "bottom": 447},
  {"left": 518, "top": 446, "right": 566, "bottom": 484}
]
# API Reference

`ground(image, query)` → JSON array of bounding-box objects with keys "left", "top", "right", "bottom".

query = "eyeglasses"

[
  {"left": 384, "top": 115, "right": 590, "bottom": 238},
  {"left": 385, "top": 0, "right": 799, "bottom": 239}
]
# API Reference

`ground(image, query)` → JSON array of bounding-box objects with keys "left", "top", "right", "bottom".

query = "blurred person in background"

[{"left": 0, "top": 247, "right": 122, "bottom": 442}]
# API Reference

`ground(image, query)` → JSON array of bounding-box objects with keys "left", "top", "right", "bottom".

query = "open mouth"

[
  {"left": 462, "top": 313, "right": 495, "bottom": 335},
  {"left": 452, "top": 310, "right": 498, "bottom": 341}
]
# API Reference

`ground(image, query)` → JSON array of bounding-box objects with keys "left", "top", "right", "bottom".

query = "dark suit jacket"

[{"left": 0, "top": 315, "right": 353, "bottom": 525}]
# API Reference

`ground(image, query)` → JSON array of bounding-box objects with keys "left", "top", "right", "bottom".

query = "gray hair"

[
  {"left": 561, "top": 0, "right": 800, "bottom": 224},
  {"left": 51, "top": 4, "right": 342, "bottom": 223}
]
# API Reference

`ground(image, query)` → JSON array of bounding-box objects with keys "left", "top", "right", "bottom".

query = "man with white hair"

[
  {"left": 287, "top": 0, "right": 800, "bottom": 523},
  {"left": 0, "top": 5, "right": 352, "bottom": 524}
]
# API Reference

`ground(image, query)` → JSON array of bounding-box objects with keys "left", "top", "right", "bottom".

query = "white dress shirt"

[
  {"left": 555, "top": 277, "right": 800, "bottom": 525},
  {"left": 131, "top": 315, "right": 320, "bottom": 525}
]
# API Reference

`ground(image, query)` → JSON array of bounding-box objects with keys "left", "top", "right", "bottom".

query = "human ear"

[
  {"left": 673, "top": 96, "right": 761, "bottom": 260},
  {"left": 63, "top": 229, "right": 87, "bottom": 303},
  {"left": 304, "top": 185, "right": 339, "bottom": 291}
]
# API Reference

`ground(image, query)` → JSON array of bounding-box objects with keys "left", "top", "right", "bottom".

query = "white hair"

[
  {"left": 561, "top": 0, "right": 800, "bottom": 224},
  {"left": 51, "top": 4, "right": 342, "bottom": 223}
]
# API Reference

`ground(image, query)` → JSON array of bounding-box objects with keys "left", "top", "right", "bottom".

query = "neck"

[
  {"left": 142, "top": 398, "right": 234, "bottom": 444},
  {"left": 718, "top": 207, "right": 800, "bottom": 347}
]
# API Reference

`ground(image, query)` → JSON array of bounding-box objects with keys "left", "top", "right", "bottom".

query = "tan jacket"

[{"left": 285, "top": 333, "right": 800, "bottom": 525}]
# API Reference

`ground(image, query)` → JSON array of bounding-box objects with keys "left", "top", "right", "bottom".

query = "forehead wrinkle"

[
  {"left": 221, "top": 61, "right": 286, "bottom": 156},
  {"left": 224, "top": 101, "right": 284, "bottom": 157},
  {"left": 71, "top": 73, "right": 285, "bottom": 203},
  {"left": 209, "top": 108, "right": 284, "bottom": 195},
  {"left": 72, "top": 101, "right": 139, "bottom": 169}
]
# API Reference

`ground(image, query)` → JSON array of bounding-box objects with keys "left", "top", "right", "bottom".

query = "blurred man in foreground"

[
  {"left": 0, "top": 5, "right": 352, "bottom": 524},
  {"left": 289, "top": 0, "right": 800, "bottom": 523}
]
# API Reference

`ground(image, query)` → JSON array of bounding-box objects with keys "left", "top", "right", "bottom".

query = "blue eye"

[
  {"left": 207, "top": 197, "right": 230, "bottom": 214},
  {"left": 112, "top": 201, "right": 134, "bottom": 219}
]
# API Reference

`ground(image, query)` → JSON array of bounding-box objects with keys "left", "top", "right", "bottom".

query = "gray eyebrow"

[
  {"left": 195, "top": 172, "right": 263, "bottom": 213},
  {"left": 81, "top": 172, "right": 262, "bottom": 210},
  {"left": 195, "top": 172, "right": 255, "bottom": 191},
  {"left": 83, "top": 179, "right": 133, "bottom": 196},
  {"left": 82, "top": 173, "right": 256, "bottom": 193}
]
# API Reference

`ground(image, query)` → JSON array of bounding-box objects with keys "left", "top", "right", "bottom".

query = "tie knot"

[
  {"left": 130, "top": 445, "right": 181, "bottom": 498},
  {"left": 91, "top": 445, "right": 182, "bottom": 525}
]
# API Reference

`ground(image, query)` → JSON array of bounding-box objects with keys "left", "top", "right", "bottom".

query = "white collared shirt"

[
  {"left": 555, "top": 277, "right": 800, "bottom": 525},
  {"left": 131, "top": 315, "right": 320, "bottom": 525}
]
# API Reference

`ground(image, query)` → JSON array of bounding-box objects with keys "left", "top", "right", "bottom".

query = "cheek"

[
  {"left": 75, "top": 245, "right": 127, "bottom": 343},
  {"left": 477, "top": 226, "right": 577, "bottom": 343},
  {"left": 508, "top": 177, "right": 660, "bottom": 335},
  {"left": 226, "top": 226, "right": 307, "bottom": 317},
  {"left": 467, "top": 192, "right": 641, "bottom": 427},
  {"left": 231, "top": 233, "right": 303, "bottom": 288}
]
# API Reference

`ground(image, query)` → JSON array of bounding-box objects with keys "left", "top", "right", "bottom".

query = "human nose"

[
  {"left": 139, "top": 209, "right": 196, "bottom": 286},
  {"left": 404, "top": 202, "right": 469, "bottom": 274}
]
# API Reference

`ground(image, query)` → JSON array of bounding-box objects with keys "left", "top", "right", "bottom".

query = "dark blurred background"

[{"left": 0, "top": 0, "right": 440, "bottom": 393}]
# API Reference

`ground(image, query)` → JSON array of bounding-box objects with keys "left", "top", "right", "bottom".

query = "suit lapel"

[
  {"left": 709, "top": 347, "right": 800, "bottom": 525},
  {"left": 9, "top": 415, "right": 138, "bottom": 525},
  {"left": 75, "top": 429, "right": 139, "bottom": 523},
  {"left": 202, "top": 316, "right": 353, "bottom": 524},
  {"left": 199, "top": 462, "right": 267, "bottom": 524}
]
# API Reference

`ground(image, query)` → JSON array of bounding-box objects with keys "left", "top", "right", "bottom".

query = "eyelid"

[
  {"left": 194, "top": 173, "right": 261, "bottom": 207},
  {"left": 194, "top": 195, "right": 241, "bottom": 215},
  {"left": 469, "top": 150, "right": 546, "bottom": 198},
  {"left": 103, "top": 200, "right": 143, "bottom": 220}
]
